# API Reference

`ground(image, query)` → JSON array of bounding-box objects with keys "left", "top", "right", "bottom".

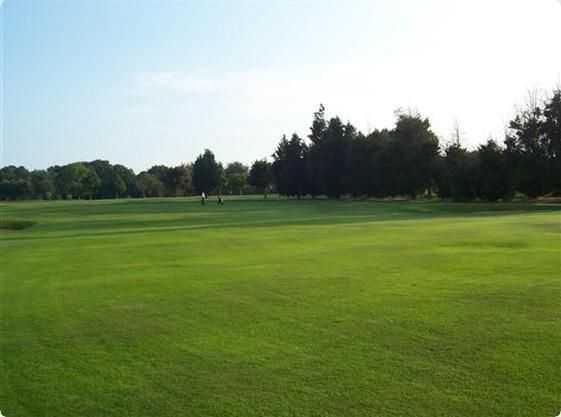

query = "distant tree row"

[
  {"left": 270, "top": 88, "right": 560, "bottom": 201},
  {"left": 1, "top": 88, "right": 559, "bottom": 202},
  {"left": 0, "top": 155, "right": 256, "bottom": 200}
]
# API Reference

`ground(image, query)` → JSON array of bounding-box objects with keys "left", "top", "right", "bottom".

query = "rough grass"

[
  {"left": 0, "top": 197, "right": 560, "bottom": 417},
  {"left": 0, "top": 219, "right": 36, "bottom": 230}
]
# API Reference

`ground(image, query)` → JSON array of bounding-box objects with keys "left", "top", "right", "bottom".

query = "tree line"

[
  {"left": 1, "top": 88, "right": 559, "bottom": 202},
  {"left": 0, "top": 157, "right": 255, "bottom": 200}
]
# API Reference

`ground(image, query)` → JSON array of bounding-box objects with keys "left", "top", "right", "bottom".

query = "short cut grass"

[{"left": 1, "top": 198, "right": 560, "bottom": 417}]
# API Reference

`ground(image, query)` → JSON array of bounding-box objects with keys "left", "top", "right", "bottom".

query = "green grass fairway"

[{"left": 1, "top": 198, "right": 560, "bottom": 417}]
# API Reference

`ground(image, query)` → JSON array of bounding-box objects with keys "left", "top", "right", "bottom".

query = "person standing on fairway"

[{"left": 201, "top": 191, "right": 206, "bottom": 205}]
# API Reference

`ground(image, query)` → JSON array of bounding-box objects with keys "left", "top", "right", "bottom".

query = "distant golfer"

[
  {"left": 201, "top": 191, "right": 206, "bottom": 205},
  {"left": 217, "top": 195, "right": 224, "bottom": 205}
]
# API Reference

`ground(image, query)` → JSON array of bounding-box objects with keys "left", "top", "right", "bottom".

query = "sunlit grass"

[{"left": 1, "top": 197, "right": 560, "bottom": 417}]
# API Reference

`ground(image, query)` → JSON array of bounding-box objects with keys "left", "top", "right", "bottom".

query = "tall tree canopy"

[
  {"left": 192, "top": 149, "right": 223, "bottom": 195},
  {"left": 224, "top": 162, "right": 248, "bottom": 195},
  {"left": 272, "top": 134, "right": 307, "bottom": 198},
  {"left": 248, "top": 160, "right": 272, "bottom": 198},
  {"left": 390, "top": 111, "right": 440, "bottom": 197}
]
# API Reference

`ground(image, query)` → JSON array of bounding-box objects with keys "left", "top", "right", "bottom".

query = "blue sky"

[{"left": 2, "top": 0, "right": 561, "bottom": 172}]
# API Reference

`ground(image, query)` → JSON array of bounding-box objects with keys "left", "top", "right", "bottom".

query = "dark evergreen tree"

[
  {"left": 437, "top": 142, "right": 479, "bottom": 201},
  {"left": 306, "top": 104, "right": 327, "bottom": 197},
  {"left": 505, "top": 99, "right": 549, "bottom": 198},
  {"left": 476, "top": 140, "right": 513, "bottom": 201},
  {"left": 317, "top": 117, "right": 353, "bottom": 198},
  {"left": 390, "top": 111, "right": 440, "bottom": 198},
  {"left": 248, "top": 160, "right": 272, "bottom": 198},
  {"left": 272, "top": 134, "right": 307, "bottom": 198},
  {"left": 542, "top": 89, "right": 561, "bottom": 194},
  {"left": 192, "top": 149, "right": 222, "bottom": 195}
]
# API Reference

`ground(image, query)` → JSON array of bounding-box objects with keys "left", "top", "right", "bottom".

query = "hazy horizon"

[{"left": 2, "top": 0, "right": 560, "bottom": 173}]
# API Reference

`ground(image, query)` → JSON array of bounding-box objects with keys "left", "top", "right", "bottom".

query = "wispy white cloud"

[
  {"left": 134, "top": 72, "right": 228, "bottom": 96},
  {"left": 133, "top": 68, "right": 321, "bottom": 106},
  {"left": 126, "top": 0, "right": 561, "bottom": 159},
  {"left": 131, "top": 59, "right": 558, "bottom": 151}
]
